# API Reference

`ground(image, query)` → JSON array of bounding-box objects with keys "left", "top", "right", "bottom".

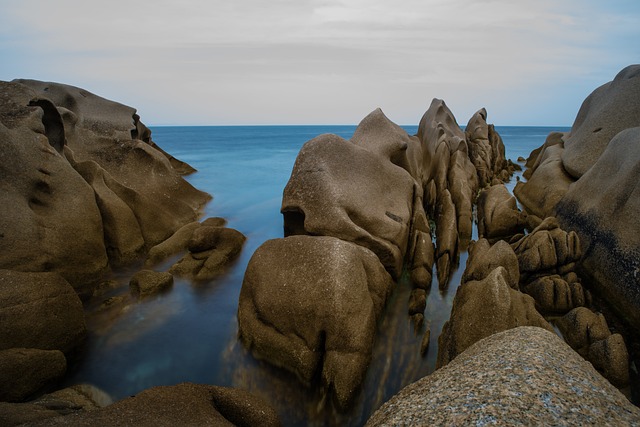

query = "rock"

[
  {"left": 129, "top": 270, "right": 173, "bottom": 299},
  {"left": 281, "top": 126, "right": 415, "bottom": 279},
  {"left": 24, "top": 383, "right": 281, "bottom": 427},
  {"left": 557, "top": 127, "right": 640, "bottom": 330},
  {"left": 0, "top": 348, "right": 66, "bottom": 402},
  {"left": 366, "top": 327, "right": 640, "bottom": 426},
  {"left": 517, "top": 156, "right": 526, "bottom": 162},
  {"left": 561, "top": 64, "right": 640, "bottom": 178},
  {"left": 33, "top": 384, "right": 113, "bottom": 413},
  {"left": 0, "top": 402, "right": 61, "bottom": 426},
  {"left": 477, "top": 184, "right": 525, "bottom": 242},
  {"left": 522, "top": 274, "right": 586, "bottom": 314},
  {"left": 0, "top": 270, "right": 86, "bottom": 355},
  {"left": 238, "top": 235, "right": 393, "bottom": 410},
  {"left": 0, "top": 79, "right": 209, "bottom": 291},
  {"left": 408, "top": 289, "right": 426, "bottom": 315},
  {"left": 170, "top": 227, "right": 245, "bottom": 281},
  {"left": 556, "top": 307, "right": 611, "bottom": 355},
  {"left": 588, "top": 334, "right": 630, "bottom": 388},
  {"left": 420, "top": 327, "right": 431, "bottom": 357},
  {"left": 461, "top": 239, "right": 520, "bottom": 289},
  {"left": 510, "top": 217, "right": 582, "bottom": 281},
  {"left": 187, "top": 225, "right": 233, "bottom": 253},
  {"left": 448, "top": 150, "right": 477, "bottom": 247},
  {"left": 466, "top": 108, "right": 493, "bottom": 187},
  {"left": 145, "top": 221, "right": 201, "bottom": 266},
  {"left": 514, "top": 142, "right": 574, "bottom": 219},
  {"left": 437, "top": 267, "right": 553, "bottom": 368},
  {"left": 408, "top": 229, "right": 434, "bottom": 290},
  {"left": 435, "top": 189, "right": 457, "bottom": 288}
]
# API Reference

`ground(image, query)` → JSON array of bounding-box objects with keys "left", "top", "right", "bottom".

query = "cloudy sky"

[{"left": 1, "top": 0, "right": 638, "bottom": 126}]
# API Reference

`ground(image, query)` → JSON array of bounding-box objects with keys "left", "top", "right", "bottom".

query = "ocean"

[{"left": 65, "top": 125, "right": 569, "bottom": 426}]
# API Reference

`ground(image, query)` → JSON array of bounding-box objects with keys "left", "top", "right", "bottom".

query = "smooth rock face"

[
  {"left": 562, "top": 64, "right": 640, "bottom": 178},
  {"left": 477, "top": 184, "right": 525, "bottom": 242},
  {"left": 238, "top": 235, "right": 393, "bottom": 409},
  {"left": 23, "top": 383, "right": 281, "bottom": 427},
  {"left": 0, "top": 79, "right": 210, "bottom": 290},
  {"left": 437, "top": 267, "right": 553, "bottom": 368},
  {"left": 557, "top": 127, "right": 640, "bottom": 329},
  {"left": 0, "top": 348, "right": 66, "bottom": 402},
  {"left": 0, "top": 270, "right": 86, "bottom": 355},
  {"left": 367, "top": 327, "right": 640, "bottom": 426},
  {"left": 129, "top": 270, "right": 174, "bottom": 299},
  {"left": 462, "top": 239, "right": 520, "bottom": 290}
]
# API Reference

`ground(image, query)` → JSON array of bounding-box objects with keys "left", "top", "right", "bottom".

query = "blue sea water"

[{"left": 66, "top": 125, "right": 569, "bottom": 426}]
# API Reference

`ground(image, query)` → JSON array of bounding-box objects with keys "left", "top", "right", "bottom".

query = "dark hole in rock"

[{"left": 283, "top": 209, "right": 306, "bottom": 237}]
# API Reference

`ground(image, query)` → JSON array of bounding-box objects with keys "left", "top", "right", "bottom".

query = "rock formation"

[
  {"left": 239, "top": 100, "right": 515, "bottom": 409},
  {"left": 0, "top": 79, "right": 210, "bottom": 293},
  {"left": 367, "top": 327, "right": 640, "bottom": 426},
  {"left": 515, "top": 65, "right": 640, "bottom": 330}
]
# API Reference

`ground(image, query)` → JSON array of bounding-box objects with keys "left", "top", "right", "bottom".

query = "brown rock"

[
  {"left": 408, "top": 289, "right": 427, "bottom": 315},
  {"left": 556, "top": 307, "right": 611, "bottom": 356},
  {"left": 522, "top": 274, "right": 585, "bottom": 314},
  {"left": 588, "top": 333, "right": 630, "bottom": 388},
  {"left": 462, "top": 239, "right": 519, "bottom": 289},
  {"left": 0, "top": 348, "right": 66, "bottom": 402},
  {"left": 129, "top": 270, "right": 173, "bottom": 299},
  {"left": 477, "top": 184, "right": 525, "bottom": 241}
]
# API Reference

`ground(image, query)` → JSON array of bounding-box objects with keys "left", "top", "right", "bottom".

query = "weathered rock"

[
  {"left": 557, "top": 127, "right": 640, "bottom": 330},
  {"left": 466, "top": 108, "right": 494, "bottom": 187},
  {"left": 588, "top": 333, "right": 630, "bottom": 388},
  {"left": 448, "top": 150, "right": 477, "bottom": 246},
  {"left": 238, "top": 235, "right": 393, "bottom": 410},
  {"left": 129, "top": 270, "right": 173, "bottom": 299},
  {"left": 561, "top": 64, "right": 640, "bottom": 178},
  {"left": 522, "top": 274, "right": 586, "bottom": 314},
  {"left": 367, "top": 327, "right": 640, "bottom": 426},
  {"left": 461, "top": 239, "right": 520, "bottom": 289},
  {"left": 0, "top": 402, "right": 61, "bottom": 426},
  {"left": 24, "top": 383, "right": 281, "bottom": 427},
  {"left": 33, "top": 384, "right": 113, "bottom": 414},
  {"left": 0, "top": 270, "right": 86, "bottom": 355},
  {"left": 556, "top": 307, "right": 611, "bottom": 356},
  {"left": 435, "top": 189, "right": 457, "bottom": 288},
  {"left": 0, "top": 348, "right": 66, "bottom": 402},
  {"left": 408, "top": 289, "right": 426, "bottom": 315},
  {"left": 477, "top": 184, "right": 525, "bottom": 241},
  {"left": 437, "top": 267, "right": 553, "bottom": 368},
  {"left": 510, "top": 217, "right": 582, "bottom": 281},
  {"left": 0, "top": 79, "right": 209, "bottom": 290},
  {"left": 420, "top": 327, "right": 431, "bottom": 357},
  {"left": 145, "top": 221, "right": 201, "bottom": 266},
  {"left": 170, "top": 227, "right": 245, "bottom": 281},
  {"left": 281, "top": 130, "right": 415, "bottom": 279}
]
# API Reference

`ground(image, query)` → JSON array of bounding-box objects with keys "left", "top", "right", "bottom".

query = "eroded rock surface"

[
  {"left": 238, "top": 235, "right": 393, "bottom": 410},
  {"left": 367, "top": 327, "right": 640, "bottom": 426}
]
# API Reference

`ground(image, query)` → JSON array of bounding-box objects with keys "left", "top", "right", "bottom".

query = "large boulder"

[
  {"left": 0, "top": 348, "right": 66, "bottom": 402},
  {"left": 23, "top": 383, "right": 281, "bottom": 427},
  {"left": 0, "top": 270, "right": 86, "bottom": 355},
  {"left": 367, "top": 327, "right": 640, "bottom": 426},
  {"left": 437, "top": 267, "right": 553, "bottom": 367},
  {"left": 561, "top": 64, "right": 640, "bottom": 178},
  {"left": 477, "top": 184, "right": 525, "bottom": 242},
  {"left": 0, "top": 79, "right": 210, "bottom": 291},
  {"left": 557, "top": 127, "right": 640, "bottom": 329},
  {"left": 281, "top": 131, "right": 415, "bottom": 279},
  {"left": 461, "top": 239, "right": 519, "bottom": 289},
  {"left": 238, "top": 235, "right": 393, "bottom": 409}
]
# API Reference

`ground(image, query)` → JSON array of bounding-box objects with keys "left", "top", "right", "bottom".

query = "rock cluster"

[
  {"left": 238, "top": 101, "right": 514, "bottom": 409},
  {"left": 515, "top": 65, "right": 640, "bottom": 330},
  {"left": 367, "top": 327, "right": 640, "bottom": 426}
]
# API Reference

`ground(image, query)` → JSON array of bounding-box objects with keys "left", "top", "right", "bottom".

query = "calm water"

[{"left": 65, "top": 125, "right": 568, "bottom": 426}]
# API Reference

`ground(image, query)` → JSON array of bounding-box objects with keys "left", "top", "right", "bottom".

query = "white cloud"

[{"left": 0, "top": 0, "right": 638, "bottom": 125}]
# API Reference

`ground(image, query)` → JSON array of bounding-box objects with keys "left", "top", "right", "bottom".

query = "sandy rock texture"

[{"left": 367, "top": 327, "right": 640, "bottom": 426}]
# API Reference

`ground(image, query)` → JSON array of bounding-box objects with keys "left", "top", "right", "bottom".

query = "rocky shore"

[{"left": 1, "top": 65, "right": 639, "bottom": 425}]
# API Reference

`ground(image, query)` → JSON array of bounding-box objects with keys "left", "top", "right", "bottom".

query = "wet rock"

[
  {"left": 33, "top": 384, "right": 113, "bottom": 413},
  {"left": 0, "top": 348, "right": 66, "bottom": 402},
  {"left": 420, "top": 327, "right": 431, "bottom": 357},
  {"left": 437, "top": 267, "right": 553, "bottom": 368},
  {"left": 367, "top": 327, "right": 640, "bottom": 426},
  {"left": 408, "top": 289, "right": 427, "bottom": 315},
  {"left": 129, "top": 270, "right": 173, "bottom": 299},
  {"left": 238, "top": 235, "right": 393, "bottom": 410},
  {"left": 24, "top": 383, "right": 281, "bottom": 427},
  {"left": 462, "top": 239, "right": 519, "bottom": 289},
  {"left": 145, "top": 221, "right": 200, "bottom": 266},
  {"left": 0, "top": 402, "right": 61, "bottom": 426},
  {"left": 170, "top": 227, "right": 245, "bottom": 281},
  {"left": 0, "top": 270, "right": 86, "bottom": 355},
  {"left": 477, "top": 184, "right": 525, "bottom": 242},
  {"left": 435, "top": 189, "right": 457, "bottom": 288}
]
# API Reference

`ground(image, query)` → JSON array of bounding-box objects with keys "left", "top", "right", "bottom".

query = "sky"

[{"left": 0, "top": 0, "right": 639, "bottom": 126}]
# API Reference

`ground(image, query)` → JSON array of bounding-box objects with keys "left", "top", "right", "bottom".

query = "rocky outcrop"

[
  {"left": 19, "top": 383, "right": 281, "bottom": 427},
  {"left": 129, "top": 270, "right": 174, "bottom": 299},
  {"left": 436, "top": 267, "right": 553, "bottom": 367},
  {"left": 0, "top": 79, "right": 210, "bottom": 292},
  {"left": 367, "top": 327, "right": 640, "bottom": 426},
  {"left": 476, "top": 184, "right": 525, "bottom": 242},
  {"left": 238, "top": 235, "right": 393, "bottom": 410},
  {"left": 515, "top": 65, "right": 640, "bottom": 331},
  {"left": 0, "top": 348, "right": 66, "bottom": 402}
]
